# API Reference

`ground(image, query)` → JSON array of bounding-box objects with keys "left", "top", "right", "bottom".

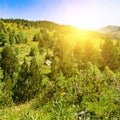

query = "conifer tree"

[
  {"left": 28, "top": 57, "right": 41, "bottom": 99},
  {"left": 1, "top": 46, "right": 19, "bottom": 78},
  {"left": 13, "top": 57, "right": 41, "bottom": 103},
  {"left": 29, "top": 47, "right": 37, "bottom": 56},
  {"left": 33, "top": 33, "right": 41, "bottom": 41},
  {"left": 3, "top": 72, "right": 13, "bottom": 105},
  {"left": 0, "top": 32, "right": 9, "bottom": 46},
  {"left": 101, "top": 39, "right": 119, "bottom": 71},
  {"left": 73, "top": 40, "right": 84, "bottom": 63},
  {"left": 83, "top": 39, "right": 96, "bottom": 63},
  {"left": 13, "top": 58, "right": 29, "bottom": 103}
]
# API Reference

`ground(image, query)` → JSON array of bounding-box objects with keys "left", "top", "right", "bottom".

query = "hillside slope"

[
  {"left": 0, "top": 19, "right": 119, "bottom": 120},
  {"left": 99, "top": 25, "right": 120, "bottom": 34}
]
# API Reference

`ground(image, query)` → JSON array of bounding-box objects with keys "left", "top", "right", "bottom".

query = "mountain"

[
  {"left": 99, "top": 25, "right": 120, "bottom": 34},
  {"left": 99, "top": 25, "right": 120, "bottom": 40},
  {"left": 0, "top": 18, "right": 76, "bottom": 34}
]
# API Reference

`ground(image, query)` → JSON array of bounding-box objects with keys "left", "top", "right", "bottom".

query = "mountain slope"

[{"left": 99, "top": 25, "right": 120, "bottom": 34}]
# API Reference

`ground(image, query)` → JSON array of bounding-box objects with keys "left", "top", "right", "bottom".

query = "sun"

[
  {"left": 71, "top": 19, "right": 97, "bottom": 30},
  {"left": 61, "top": 4, "right": 99, "bottom": 30}
]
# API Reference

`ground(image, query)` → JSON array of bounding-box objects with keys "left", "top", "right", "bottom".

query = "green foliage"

[
  {"left": 0, "top": 18, "right": 120, "bottom": 120},
  {"left": 82, "top": 88, "right": 119, "bottom": 119},
  {"left": 13, "top": 58, "right": 29, "bottom": 103},
  {"left": 80, "top": 64, "right": 119, "bottom": 119},
  {"left": 13, "top": 57, "right": 42, "bottom": 103},
  {"left": 0, "top": 46, "right": 18, "bottom": 106},
  {"left": 1, "top": 46, "right": 19, "bottom": 78},
  {"left": 18, "top": 112, "right": 37, "bottom": 120},
  {"left": 73, "top": 39, "right": 84, "bottom": 64},
  {"left": 33, "top": 33, "right": 41, "bottom": 41},
  {"left": 101, "top": 39, "right": 119, "bottom": 71},
  {"left": 0, "top": 31, "right": 9, "bottom": 46},
  {"left": 0, "top": 80, "right": 6, "bottom": 107},
  {"left": 74, "top": 39, "right": 99, "bottom": 69},
  {"left": 51, "top": 100, "right": 71, "bottom": 120},
  {"left": 38, "top": 28, "right": 56, "bottom": 49},
  {"left": 28, "top": 57, "right": 42, "bottom": 98},
  {"left": 29, "top": 47, "right": 37, "bottom": 56},
  {"left": 3, "top": 73, "right": 13, "bottom": 105},
  {"left": 0, "top": 74, "right": 14, "bottom": 107}
]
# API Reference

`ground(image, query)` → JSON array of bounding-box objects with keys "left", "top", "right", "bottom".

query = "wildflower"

[
  {"left": 60, "top": 92, "right": 66, "bottom": 100},
  {"left": 61, "top": 92, "right": 66, "bottom": 97}
]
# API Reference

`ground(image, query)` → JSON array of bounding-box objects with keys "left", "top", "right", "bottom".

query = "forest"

[{"left": 0, "top": 18, "right": 119, "bottom": 120}]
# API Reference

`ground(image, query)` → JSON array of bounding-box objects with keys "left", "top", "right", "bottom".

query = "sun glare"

[
  {"left": 72, "top": 18, "right": 97, "bottom": 30},
  {"left": 61, "top": 2, "right": 99, "bottom": 30}
]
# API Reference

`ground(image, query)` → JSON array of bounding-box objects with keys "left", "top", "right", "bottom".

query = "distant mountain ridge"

[{"left": 99, "top": 25, "right": 120, "bottom": 34}]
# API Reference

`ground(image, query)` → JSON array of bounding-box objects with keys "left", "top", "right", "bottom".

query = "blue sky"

[{"left": 0, "top": 0, "right": 120, "bottom": 30}]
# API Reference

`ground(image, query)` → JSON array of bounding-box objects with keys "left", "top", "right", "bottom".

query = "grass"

[
  {"left": 0, "top": 99, "right": 77, "bottom": 120},
  {"left": 0, "top": 100, "right": 49, "bottom": 120}
]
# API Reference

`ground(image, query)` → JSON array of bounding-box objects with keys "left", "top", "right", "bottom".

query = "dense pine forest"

[{"left": 0, "top": 18, "right": 120, "bottom": 119}]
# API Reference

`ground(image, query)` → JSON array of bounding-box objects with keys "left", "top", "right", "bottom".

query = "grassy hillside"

[{"left": 0, "top": 19, "right": 120, "bottom": 120}]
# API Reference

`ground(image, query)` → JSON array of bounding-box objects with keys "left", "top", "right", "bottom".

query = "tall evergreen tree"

[
  {"left": 28, "top": 57, "right": 42, "bottom": 99},
  {"left": 73, "top": 39, "right": 84, "bottom": 64},
  {"left": 1, "top": 46, "right": 19, "bottom": 78},
  {"left": 13, "top": 58, "right": 29, "bottom": 103},
  {"left": 83, "top": 39, "right": 96, "bottom": 63},
  {"left": 101, "top": 39, "right": 119, "bottom": 71},
  {"left": 0, "top": 31, "right": 9, "bottom": 46},
  {"left": 3, "top": 72, "right": 13, "bottom": 105},
  {"left": 13, "top": 57, "right": 42, "bottom": 103},
  {"left": 33, "top": 33, "right": 41, "bottom": 41}
]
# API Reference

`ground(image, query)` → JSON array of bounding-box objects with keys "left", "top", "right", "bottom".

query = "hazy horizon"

[{"left": 0, "top": 0, "right": 120, "bottom": 30}]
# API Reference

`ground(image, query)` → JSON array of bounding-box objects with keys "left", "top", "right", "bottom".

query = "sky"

[{"left": 0, "top": 0, "right": 120, "bottom": 30}]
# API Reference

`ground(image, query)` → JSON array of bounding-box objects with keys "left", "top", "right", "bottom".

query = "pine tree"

[
  {"left": 13, "top": 58, "right": 29, "bottom": 103},
  {"left": 13, "top": 57, "right": 41, "bottom": 103},
  {"left": 73, "top": 39, "right": 84, "bottom": 64},
  {"left": 3, "top": 72, "right": 13, "bottom": 105},
  {"left": 1, "top": 46, "right": 19, "bottom": 78},
  {"left": 0, "top": 31, "right": 9, "bottom": 46},
  {"left": 28, "top": 57, "right": 41, "bottom": 99},
  {"left": 33, "top": 33, "right": 41, "bottom": 41},
  {"left": 83, "top": 39, "right": 96, "bottom": 63},
  {"left": 9, "top": 31, "right": 14, "bottom": 45},
  {"left": 29, "top": 47, "right": 37, "bottom": 56},
  {"left": 101, "top": 39, "right": 119, "bottom": 71}
]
